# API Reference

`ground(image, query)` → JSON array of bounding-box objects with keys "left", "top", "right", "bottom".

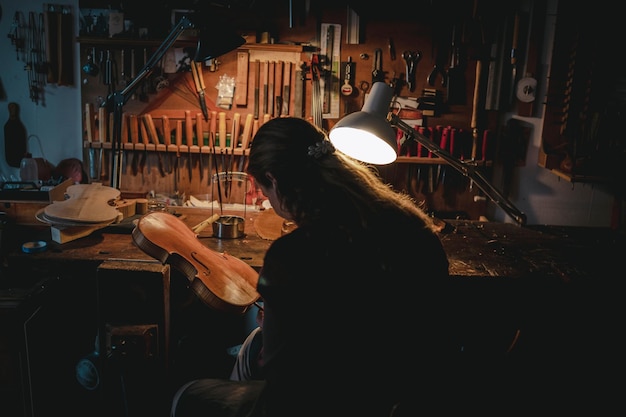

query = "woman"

[{"left": 172, "top": 117, "right": 452, "bottom": 417}]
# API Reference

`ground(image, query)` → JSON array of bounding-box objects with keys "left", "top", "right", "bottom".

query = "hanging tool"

[
  {"left": 253, "top": 60, "right": 260, "bottom": 119},
  {"left": 262, "top": 60, "right": 269, "bottom": 115},
  {"left": 268, "top": 61, "right": 275, "bottom": 117},
  {"left": 447, "top": 24, "right": 467, "bottom": 105},
  {"left": 163, "top": 115, "right": 175, "bottom": 175},
  {"left": 175, "top": 120, "right": 183, "bottom": 189},
  {"left": 323, "top": 25, "right": 335, "bottom": 114},
  {"left": 388, "top": 38, "right": 396, "bottom": 61},
  {"left": 402, "top": 51, "right": 421, "bottom": 92},
  {"left": 359, "top": 80, "right": 370, "bottom": 108},
  {"left": 427, "top": 24, "right": 449, "bottom": 88},
  {"left": 372, "top": 48, "right": 384, "bottom": 84},
  {"left": 84, "top": 103, "right": 97, "bottom": 179},
  {"left": 143, "top": 114, "right": 165, "bottom": 177},
  {"left": 185, "top": 110, "right": 194, "bottom": 180},
  {"left": 282, "top": 61, "right": 292, "bottom": 116},
  {"left": 239, "top": 113, "right": 253, "bottom": 173},
  {"left": 129, "top": 114, "right": 139, "bottom": 176},
  {"left": 191, "top": 60, "right": 209, "bottom": 122},
  {"left": 294, "top": 61, "right": 308, "bottom": 118},
  {"left": 274, "top": 61, "right": 284, "bottom": 116},
  {"left": 341, "top": 57, "right": 355, "bottom": 115},
  {"left": 196, "top": 113, "right": 205, "bottom": 182},
  {"left": 219, "top": 112, "right": 228, "bottom": 197},
  {"left": 508, "top": 10, "right": 521, "bottom": 107}
]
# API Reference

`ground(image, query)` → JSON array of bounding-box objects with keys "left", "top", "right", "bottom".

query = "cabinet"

[{"left": 540, "top": 2, "right": 625, "bottom": 187}]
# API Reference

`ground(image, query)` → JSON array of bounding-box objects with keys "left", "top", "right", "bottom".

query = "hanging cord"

[{"left": 28, "top": 134, "right": 47, "bottom": 160}]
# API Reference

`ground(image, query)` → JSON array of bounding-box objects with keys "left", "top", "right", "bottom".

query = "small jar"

[{"left": 19, "top": 153, "right": 39, "bottom": 183}]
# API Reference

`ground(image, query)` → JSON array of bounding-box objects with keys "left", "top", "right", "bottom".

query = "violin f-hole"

[{"left": 191, "top": 251, "right": 210, "bottom": 275}]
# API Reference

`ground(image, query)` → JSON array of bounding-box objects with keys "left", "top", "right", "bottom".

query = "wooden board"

[{"left": 43, "top": 183, "right": 120, "bottom": 223}]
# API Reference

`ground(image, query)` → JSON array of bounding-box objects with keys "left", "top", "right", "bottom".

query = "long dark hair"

[{"left": 247, "top": 117, "right": 436, "bottom": 232}]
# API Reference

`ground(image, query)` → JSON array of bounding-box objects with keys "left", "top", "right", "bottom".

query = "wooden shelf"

[
  {"left": 77, "top": 37, "right": 316, "bottom": 53},
  {"left": 395, "top": 156, "right": 492, "bottom": 166},
  {"left": 76, "top": 36, "right": 197, "bottom": 47},
  {"left": 548, "top": 169, "right": 611, "bottom": 184}
]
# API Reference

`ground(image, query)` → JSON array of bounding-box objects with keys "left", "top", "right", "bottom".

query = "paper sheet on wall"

[{"left": 320, "top": 23, "right": 341, "bottom": 119}]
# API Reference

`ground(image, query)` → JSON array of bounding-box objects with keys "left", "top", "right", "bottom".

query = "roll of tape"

[{"left": 22, "top": 241, "right": 48, "bottom": 253}]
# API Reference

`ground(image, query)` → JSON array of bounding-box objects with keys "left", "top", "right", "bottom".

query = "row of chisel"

[{"left": 83, "top": 103, "right": 275, "bottom": 183}]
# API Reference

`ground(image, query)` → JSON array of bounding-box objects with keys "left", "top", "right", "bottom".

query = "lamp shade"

[
  {"left": 193, "top": 21, "right": 246, "bottom": 62},
  {"left": 329, "top": 82, "right": 397, "bottom": 164}
]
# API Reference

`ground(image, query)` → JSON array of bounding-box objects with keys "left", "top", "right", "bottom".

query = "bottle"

[
  {"left": 4, "top": 102, "right": 28, "bottom": 168},
  {"left": 19, "top": 153, "right": 39, "bottom": 182}
]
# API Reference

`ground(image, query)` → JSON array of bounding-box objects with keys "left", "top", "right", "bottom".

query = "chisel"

[
  {"left": 163, "top": 115, "right": 174, "bottom": 175},
  {"left": 185, "top": 110, "right": 195, "bottom": 180},
  {"left": 143, "top": 114, "right": 165, "bottom": 177},
  {"left": 283, "top": 61, "right": 292, "bottom": 115},
  {"left": 129, "top": 114, "right": 139, "bottom": 176},
  {"left": 175, "top": 120, "right": 183, "bottom": 189},
  {"left": 253, "top": 60, "right": 260, "bottom": 119},
  {"left": 197, "top": 112, "right": 207, "bottom": 182},
  {"left": 84, "top": 103, "right": 97, "bottom": 180}
]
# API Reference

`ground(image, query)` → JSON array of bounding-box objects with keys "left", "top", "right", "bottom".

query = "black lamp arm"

[
  {"left": 119, "top": 16, "right": 194, "bottom": 106},
  {"left": 104, "top": 16, "right": 194, "bottom": 189},
  {"left": 389, "top": 113, "right": 527, "bottom": 226}
]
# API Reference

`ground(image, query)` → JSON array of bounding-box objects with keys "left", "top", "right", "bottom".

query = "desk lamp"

[
  {"left": 329, "top": 82, "right": 527, "bottom": 226},
  {"left": 103, "top": 15, "right": 245, "bottom": 189}
]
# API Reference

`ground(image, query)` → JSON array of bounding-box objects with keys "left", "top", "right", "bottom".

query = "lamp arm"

[
  {"left": 104, "top": 16, "right": 194, "bottom": 189},
  {"left": 120, "top": 16, "right": 194, "bottom": 106},
  {"left": 389, "top": 113, "right": 527, "bottom": 226}
]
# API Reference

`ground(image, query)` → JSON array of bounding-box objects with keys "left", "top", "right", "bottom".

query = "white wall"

[
  {"left": 0, "top": 0, "right": 82, "bottom": 181},
  {"left": 487, "top": 0, "right": 616, "bottom": 227},
  {"left": 0, "top": 0, "right": 619, "bottom": 227}
]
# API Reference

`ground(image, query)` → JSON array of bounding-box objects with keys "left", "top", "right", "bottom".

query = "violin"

[
  {"left": 132, "top": 211, "right": 260, "bottom": 315},
  {"left": 43, "top": 183, "right": 120, "bottom": 224}
]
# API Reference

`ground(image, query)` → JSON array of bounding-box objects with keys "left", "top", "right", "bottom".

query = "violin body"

[
  {"left": 132, "top": 211, "right": 259, "bottom": 315},
  {"left": 44, "top": 183, "right": 120, "bottom": 224}
]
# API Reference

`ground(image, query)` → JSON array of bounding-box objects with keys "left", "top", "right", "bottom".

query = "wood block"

[{"left": 50, "top": 224, "right": 105, "bottom": 244}]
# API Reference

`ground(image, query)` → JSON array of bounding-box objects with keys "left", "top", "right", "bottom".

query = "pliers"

[{"left": 427, "top": 62, "right": 448, "bottom": 87}]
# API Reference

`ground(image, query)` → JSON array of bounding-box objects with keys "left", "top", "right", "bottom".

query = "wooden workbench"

[
  {"left": 1, "top": 213, "right": 621, "bottom": 416},
  {"left": 4, "top": 208, "right": 621, "bottom": 285}
]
